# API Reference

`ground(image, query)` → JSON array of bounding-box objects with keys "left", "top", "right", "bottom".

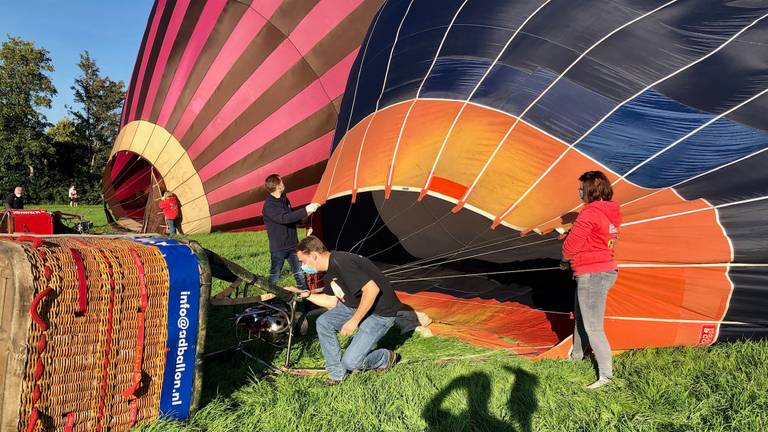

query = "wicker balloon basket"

[{"left": 0, "top": 235, "right": 210, "bottom": 431}]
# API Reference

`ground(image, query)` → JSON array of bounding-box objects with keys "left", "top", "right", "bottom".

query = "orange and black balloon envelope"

[
  {"left": 314, "top": 0, "right": 768, "bottom": 354},
  {"left": 103, "top": 0, "right": 385, "bottom": 233}
]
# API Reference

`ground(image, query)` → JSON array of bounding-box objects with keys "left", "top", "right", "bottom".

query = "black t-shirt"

[{"left": 322, "top": 252, "right": 402, "bottom": 317}]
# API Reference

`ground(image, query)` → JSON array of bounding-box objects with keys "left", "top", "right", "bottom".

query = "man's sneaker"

[
  {"left": 325, "top": 377, "right": 343, "bottom": 386},
  {"left": 377, "top": 350, "right": 399, "bottom": 373},
  {"left": 586, "top": 377, "right": 612, "bottom": 389}
]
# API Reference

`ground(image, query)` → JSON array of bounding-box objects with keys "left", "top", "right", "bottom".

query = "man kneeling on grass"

[{"left": 286, "top": 236, "right": 402, "bottom": 385}]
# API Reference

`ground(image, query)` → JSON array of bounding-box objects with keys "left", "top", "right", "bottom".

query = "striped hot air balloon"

[
  {"left": 103, "top": 0, "right": 385, "bottom": 234},
  {"left": 313, "top": 0, "right": 768, "bottom": 355}
]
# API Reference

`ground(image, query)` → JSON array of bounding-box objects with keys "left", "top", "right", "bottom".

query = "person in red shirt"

[
  {"left": 159, "top": 191, "right": 180, "bottom": 236},
  {"left": 562, "top": 171, "right": 621, "bottom": 389}
]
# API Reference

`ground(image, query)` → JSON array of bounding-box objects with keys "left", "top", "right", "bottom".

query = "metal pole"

[{"left": 284, "top": 298, "right": 297, "bottom": 368}]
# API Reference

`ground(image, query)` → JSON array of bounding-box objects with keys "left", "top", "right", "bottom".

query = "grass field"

[{"left": 38, "top": 206, "right": 768, "bottom": 431}]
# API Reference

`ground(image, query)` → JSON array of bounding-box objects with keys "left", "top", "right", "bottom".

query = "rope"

[
  {"left": 6, "top": 236, "right": 171, "bottom": 430},
  {"left": 390, "top": 266, "right": 561, "bottom": 283},
  {"left": 334, "top": 201, "right": 354, "bottom": 251},
  {"left": 96, "top": 249, "right": 117, "bottom": 431},
  {"left": 383, "top": 231, "right": 536, "bottom": 274},
  {"left": 347, "top": 198, "right": 417, "bottom": 254},
  {"left": 383, "top": 225, "right": 494, "bottom": 289},
  {"left": 386, "top": 237, "right": 559, "bottom": 276},
  {"left": 20, "top": 237, "right": 53, "bottom": 432},
  {"left": 70, "top": 249, "right": 88, "bottom": 315},
  {"left": 349, "top": 212, "right": 382, "bottom": 254},
  {"left": 367, "top": 210, "right": 453, "bottom": 260},
  {"left": 0, "top": 210, "right": 9, "bottom": 232},
  {"left": 123, "top": 248, "right": 149, "bottom": 428},
  {"left": 64, "top": 412, "right": 75, "bottom": 432}
]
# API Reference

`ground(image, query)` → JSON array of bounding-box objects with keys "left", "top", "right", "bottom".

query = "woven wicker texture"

[{"left": 14, "top": 237, "right": 171, "bottom": 432}]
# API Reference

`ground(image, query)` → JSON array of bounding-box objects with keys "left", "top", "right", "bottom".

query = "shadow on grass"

[
  {"left": 378, "top": 328, "right": 415, "bottom": 352},
  {"left": 422, "top": 366, "right": 539, "bottom": 432},
  {"left": 199, "top": 301, "right": 327, "bottom": 404},
  {"left": 199, "top": 305, "right": 415, "bottom": 404},
  {"left": 199, "top": 305, "right": 279, "bottom": 404}
]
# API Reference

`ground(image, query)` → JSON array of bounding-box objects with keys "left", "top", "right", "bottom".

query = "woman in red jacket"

[
  {"left": 562, "top": 171, "right": 621, "bottom": 389},
  {"left": 159, "top": 191, "right": 180, "bottom": 236}
]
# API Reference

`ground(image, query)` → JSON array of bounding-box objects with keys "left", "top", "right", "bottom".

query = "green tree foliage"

[
  {"left": 0, "top": 37, "right": 125, "bottom": 205},
  {"left": 68, "top": 51, "right": 125, "bottom": 203},
  {"left": 0, "top": 35, "right": 58, "bottom": 202},
  {"left": 47, "top": 116, "right": 77, "bottom": 144},
  {"left": 48, "top": 117, "right": 89, "bottom": 197}
]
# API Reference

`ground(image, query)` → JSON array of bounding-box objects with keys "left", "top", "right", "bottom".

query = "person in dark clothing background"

[
  {"left": 263, "top": 174, "right": 320, "bottom": 289},
  {"left": 5, "top": 186, "right": 25, "bottom": 210}
]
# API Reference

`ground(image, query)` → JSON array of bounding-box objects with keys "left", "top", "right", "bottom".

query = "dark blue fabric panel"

[
  {"left": 346, "top": 0, "right": 414, "bottom": 130},
  {"left": 523, "top": 74, "right": 618, "bottom": 144},
  {"left": 377, "top": 0, "right": 467, "bottom": 107},
  {"left": 722, "top": 267, "right": 768, "bottom": 329},
  {"left": 655, "top": 21, "right": 768, "bottom": 133},
  {"left": 333, "top": 50, "right": 366, "bottom": 147},
  {"left": 717, "top": 325, "right": 768, "bottom": 343},
  {"left": 563, "top": 0, "right": 768, "bottom": 102},
  {"left": 341, "top": 0, "right": 543, "bottom": 140},
  {"left": 576, "top": 89, "right": 712, "bottom": 175},
  {"left": 520, "top": 7, "right": 767, "bottom": 146},
  {"left": 333, "top": 53, "right": 363, "bottom": 147},
  {"left": 332, "top": 1, "right": 389, "bottom": 149},
  {"left": 719, "top": 290, "right": 768, "bottom": 342},
  {"left": 481, "top": 0, "right": 645, "bottom": 86},
  {"left": 337, "top": 0, "right": 657, "bottom": 145},
  {"left": 716, "top": 199, "right": 768, "bottom": 263},
  {"left": 335, "top": 0, "right": 768, "bottom": 155},
  {"left": 722, "top": 23, "right": 768, "bottom": 132},
  {"left": 704, "top": 180, "right": 768, "bottom": 341},
  {"left": 376, "top": 0, "right": 550, "bottom": 110},
  {"left": 450, "top": 0, "right": 545, "bottom": 32},
  {"left": 419, "top": 57, "right": 486, "bottom": 101},
  {"left": 333, "top": 0, "right": 413, "bottom": 147},
  {"left": 517, "top": 1, "right": 768, "bottom": 143},
  {"left": 469, "top": 65, "right": 555, "bottom": 118},
  {"left": 492, "top": 32, "right": 577, "bottom": 78},
  {"left": 627, "top": 105, "right": 768, "bottom": 188},
  {"left": 502, "top": 0, "right": 648, "bottom": 54},
  {"left": 676, "top": 151, "right": 768, "bottom": 205},
  {"left": 432, "top": 0, "right": 544, "bottom": 61},
  {"left": 443, "top": 0, "right": 650, "bottom": 142}
]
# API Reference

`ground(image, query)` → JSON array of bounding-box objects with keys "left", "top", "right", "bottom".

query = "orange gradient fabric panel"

[{"left": 396, "top": 291, "right": 572, "bottom": 353}]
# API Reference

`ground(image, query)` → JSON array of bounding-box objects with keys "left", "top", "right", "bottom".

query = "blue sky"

[{"left": 0, "top": 0, "right": 155, "bottom": 123}]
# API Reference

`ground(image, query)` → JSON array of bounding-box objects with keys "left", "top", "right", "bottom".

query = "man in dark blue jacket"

[{"left": 263, "top": 174, "right": 320, "bottom": 289}]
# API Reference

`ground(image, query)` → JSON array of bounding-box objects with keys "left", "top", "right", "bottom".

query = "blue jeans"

[
  {"left": 166, "top": 219, "right": 176, "bottom": 236},
  {"left": 316, "top": 302, "right": 396, "bottom": 381},
  {"left": 269, "top": 249, "right": 307, "bottom": 289},
  {"left": 572, "top": 270, "right": 618, "bottom": 379}
]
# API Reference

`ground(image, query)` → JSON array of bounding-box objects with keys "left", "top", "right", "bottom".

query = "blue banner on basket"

[{"left": 133, "top": 238, "right": 201, "bottom": 420}]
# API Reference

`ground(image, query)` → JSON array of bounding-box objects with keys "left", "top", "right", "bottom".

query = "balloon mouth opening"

[
  {"left": 102, "top": 151, "right": 165, "bottom": 232},
  {"left": 321, "top": 190, "right": 577, "bottom": 352}
]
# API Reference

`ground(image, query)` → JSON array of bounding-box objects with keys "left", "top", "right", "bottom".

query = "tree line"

[{"left": 0, "top": 35, "right": 125, "bottom": 205}]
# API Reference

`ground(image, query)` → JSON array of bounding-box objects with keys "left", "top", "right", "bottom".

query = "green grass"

[
  {"left": 35, "top": 206, "right": 768, "bottom": 431},
  {"left": 42, "top": 203, "right": 115, "bottom": 234},
  {"left": 139, "top": 341, "right": 768, "bottom": 432}
]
